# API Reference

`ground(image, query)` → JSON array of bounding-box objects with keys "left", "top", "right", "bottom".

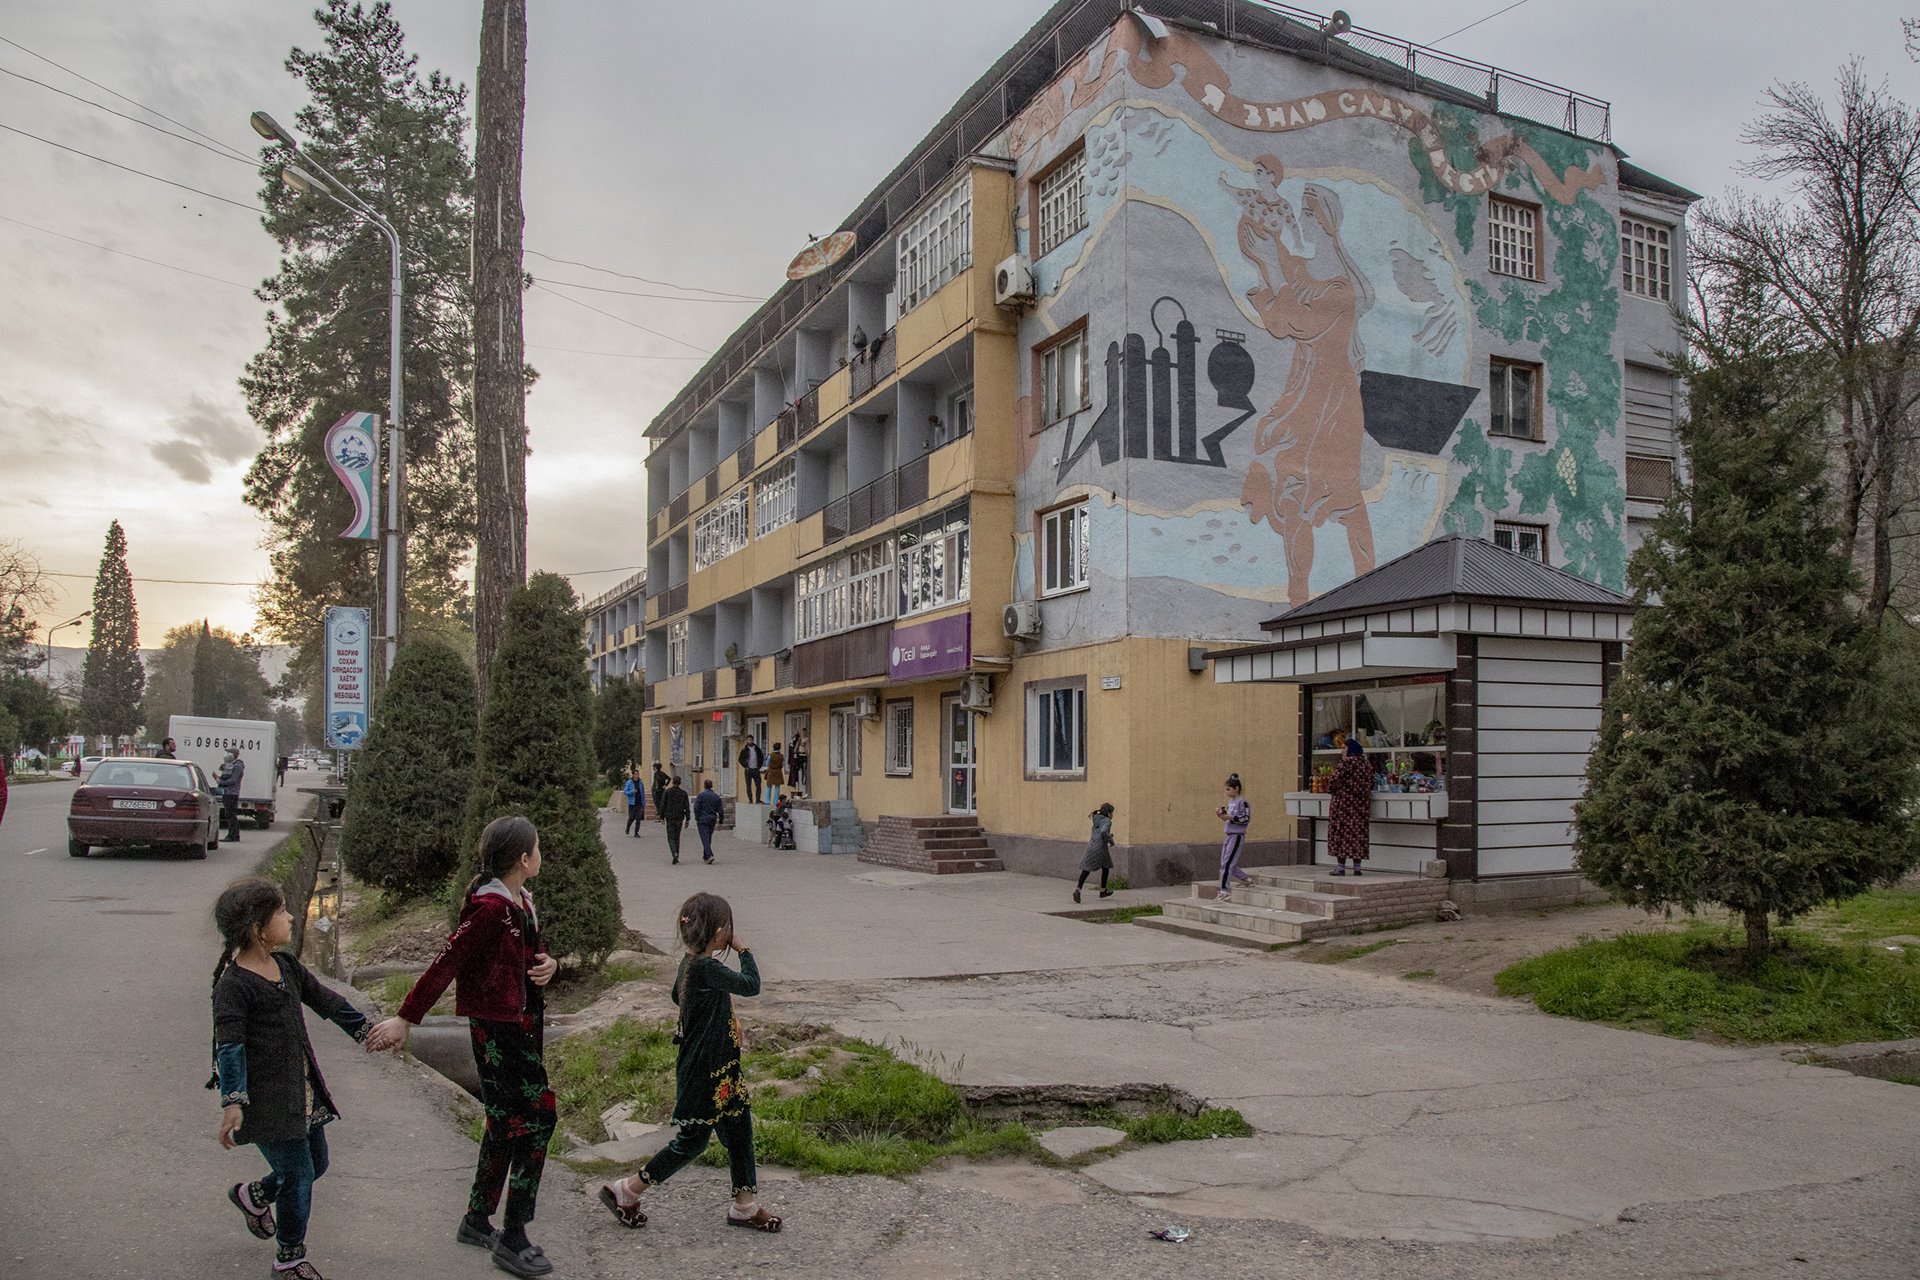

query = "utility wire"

[
  {"left": 0, "top": 214, "right": 253, "bottom": 289},
  {"left": 523, "top": 248, "right": 760, "bottom": 301},
  {"left": 533, "top": 274, "right": 760, "bottom": 305},
  {"left": 43, "top": 571, "right": 257, "bottom": 587},
  {"left": 527, "top": 342, "right": 705, "bottom": 361},
  {"left": 529, "top": 282, "right": 712, "bottom": 355},
  {"left": 0, "top": 33, "right": 256, "bottom": 164},
  {"left": 0, "top": 64, "right": 257, "bottom": 167},
  {"left": 0, "top": 122, "right": 264, "bottom": 213},
  {"left": 1429, "top": 0, "right": 1535, "bottom": 47}
]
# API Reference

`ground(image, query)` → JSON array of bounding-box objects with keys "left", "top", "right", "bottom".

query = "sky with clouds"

[{"left": 2, "top": 0, "right": 1912, "bottom": 645}]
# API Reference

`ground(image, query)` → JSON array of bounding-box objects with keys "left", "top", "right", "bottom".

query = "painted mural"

[{"left": 1012, "top": 20, "right": 1628, "bottom": 629}]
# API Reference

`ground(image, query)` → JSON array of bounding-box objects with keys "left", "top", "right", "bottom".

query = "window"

[
  {"left": 898, "top": 503, "right": 971, "bottom": 619},
  {"left": 1626, "top": 453, "right": 1674, "bottom": 502},
  {"left": 691, "top": 722, "right": 705, "bottom": 773},
  {"left": 1026, "top": 677, "right": 1088, "bottom": 777},
  {"left": 828, "top": 707, "right": 863, "bottom": 776},
  {"left": 1039, "top": 501, "right": 1090, "bottom": 596},
  {"left": 754, "top": 460, "right": 796, "bottom": 538},
  {"left": 1489, "top": 197, "right": 1539, "bottom": 279},
  {"left": 1039, "top": 329, "right": 1089, "bottom": 424},
  {"left": 1489, "top": 359, "right": 1542, "bottom": 440},
  {"left": 795, "top": 538, "right": 896, "bottom": 644},
  {"left": 933, "top": 388, "right": 972, "bottom": 449},
  {"left": 897, "top": 178, "right": 972, "bottom": 312},
  {"left": 1035, "top": 147, "right": 1087, "bottom": 257},
  {"left": 668, "top": 722, "right": 684, "bottom": 767},
  {"left": 667, "top": 619, "right": 688, "bottom": 677},
  {"left": 693, "top": 489, "right": 750, "bottom": 570},
  {"left": 1310, "top": 687, "right": 1447, "bottom": 786},
  {"left": 885, "top": 701, "right": 914, "bottom": 775},
  {"left": 1493, "top": 521, "right": 1547, "bottom": 562},
  {"left": 1620, "top": 217, "right": 1672, "bottom": 301}
]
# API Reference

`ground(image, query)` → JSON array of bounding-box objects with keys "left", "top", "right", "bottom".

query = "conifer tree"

[
  {"left": 190, "top": 622, "right": 219, "bottom": 718},
  {"left": 1575, "top": 297, "right": 1920, "bottom": 962},
  {"left": 464, "top": 572, "right": 623, "bottom": 965},
  {"left": 341, "top": 637, "right": 475, "bottom": 896},
  {"left": 79, "top": 521, "right": 144, "bottom": 742},
  {"left": 591, "top": 677, "right": 646, "bottom": 784}
]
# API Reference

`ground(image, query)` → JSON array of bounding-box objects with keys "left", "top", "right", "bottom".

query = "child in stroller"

[{"left": 766, "top": 796, "right": 796, "bottom": 849}]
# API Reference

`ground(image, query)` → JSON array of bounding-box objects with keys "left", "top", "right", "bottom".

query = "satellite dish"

[{"left": 786, "top": 231, "right": 857, "bottom": 281}]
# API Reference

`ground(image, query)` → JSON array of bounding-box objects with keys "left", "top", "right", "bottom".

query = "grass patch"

[
  {"left": 1799, "top": 889, "right": 1920, "bottom": 946},
  {"left": 544, "top": 960, "right": 655, "bottom": 1015},
  {"left": 591, "top": 784, "right": 615, "bottom": 809},
  {"left": 1089, "top": 1106, "right": 1253, "bottom": 1144},
  {"left": 1096, "top": 905, "right": 1163, "bottom": 924},
  {"left": 1305, "top": 938, "right": 1400, "bottom": 965},
  {"left": 1402, "top": 969, "right": 1436, "bottom": 980},
  {"left": 1496, "top": 924, "right": 1920, "bottom": 1044}
]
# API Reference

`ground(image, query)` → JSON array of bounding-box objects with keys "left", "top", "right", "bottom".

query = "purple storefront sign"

[{"left": 889, "top": 614, "right": 971, "bottom": 681}]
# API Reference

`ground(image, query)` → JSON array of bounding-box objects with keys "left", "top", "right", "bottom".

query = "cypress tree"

[
  {"left": 1574, "top": 300, "right": 1920, "bottom": 962},
  {"left": 591, "top": 677, "right": 646, "bottom": 784},
  {"left": 80, "top": 521, "right": 144, "bottom": 742},
  {"left": 190, "top": 622, "right": 219, "bottom": 718},
  {"left": 340, "top": 637, "right": 475, "bottom": 896},
  {"left": 464, "top": 572, "right": 623, "bottom": 965}
]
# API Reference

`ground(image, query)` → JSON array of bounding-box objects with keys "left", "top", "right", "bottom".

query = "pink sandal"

[{"left": 726, "top": 1203, "right": 783, "bottom": 1233}]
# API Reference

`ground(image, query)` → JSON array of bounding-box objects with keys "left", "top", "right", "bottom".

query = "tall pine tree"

[
  {"left": 1574, "top": 297, "right": 1920, "bottom": 962},
  {"left": 79, "top": 521, "right": 144, "bottom": 742},
  {"left": 242, "top": 0, "right": 477, "bottom": 686},
  {"left": 464, "top": 573, "right": 623, "bottom": 966}
]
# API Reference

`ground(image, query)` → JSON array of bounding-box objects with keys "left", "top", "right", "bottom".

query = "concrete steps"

[
  {"left": 859, "top": 814, "right": 1004, "bottom": 874},
  {"left": 1135, "top": 865, "right": 1448, "bottom": 947}
]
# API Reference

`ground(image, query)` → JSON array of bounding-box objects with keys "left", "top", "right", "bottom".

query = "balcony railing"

[
  {"left": 798, "top": 385, "right": 821, "bottom": 439},
  {"left": 775, "top": 650, "right": 795, "bottom": 690},
  {"left": 820, "top": 452, "right": 932, "bottom": 549},
  {"left": 700, "top": 669, "right": 718, "bottom": 702},
  {"left": 776, "top": 404, "right": 798, "bottom": 453},
  {"left": 666, "top": 582, "right": 688, "bottom": 616},
  {"left": 704, "top": 470, "right": 719, "bottom": 503},
  {"left": 735, "top": 436, "right": 755, "bottom": 474},
  {"left": 731, "top": 664, "right": 754, "bottom": 698},
  {"left": 850, "top": 329, "right": 897, "bottom": 400},
  {"left": 669, "top": 491, "right": 688, "bottom": 527}
]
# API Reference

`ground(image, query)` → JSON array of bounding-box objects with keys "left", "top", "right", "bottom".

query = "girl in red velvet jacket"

[{"left": 366, "top": 816, "right": 558, "bottom": 1280}]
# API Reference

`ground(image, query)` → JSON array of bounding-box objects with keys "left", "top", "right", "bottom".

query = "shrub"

[
  {"left": 340, "top": 638, "right": 477, "bottom": 897},
  {"left": 464, "top": 573, "right": 624, "bottom": 965}
]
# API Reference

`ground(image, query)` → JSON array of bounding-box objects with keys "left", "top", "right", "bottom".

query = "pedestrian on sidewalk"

[
  {"left": 623, "top": 767, "right": 646, "bottom": 836},
  {"left": 737, "top": 737, "right": 764, "bottom": 804},
  {"left": 1215, "top": 773, "right": 1254, "bottom": 902},
  {"left": 693, "top": 779, "right": 724, "bottom": 863},
  {"left": 158, "top": 736, "right": 177, "bottom": 759},
  {"left": 217, "top": 746, "right": 246, "bottom": 843},
  {"left": 209, "top": 876, "right": 372, "bottom": 1280},
  {"left": 597, "top": 893, "right": 782, "bottom": 1234},
  {"left": 763, "top": 745, "right": 785, "bottom": 805},
  {"left": 0, "top": 750, "right": 8, "bottom": 829},
  {"left": 650, "top": 762, "right": 669, "bottom": 822},
  {"left": 788, "top": 728, "right": 809, "bottom": 796},
  {"left": 1075, "top": 802, "right": 1115, "bottom": 903},
  {"left": 365, "top": 816, "right": 560, "bottom": 1278},
  {"left": 661, "top": 775, "right": 690, "bottom": 865},
  {"left": 1328, "top": 738, "right": 1373, "bottom": 876}
]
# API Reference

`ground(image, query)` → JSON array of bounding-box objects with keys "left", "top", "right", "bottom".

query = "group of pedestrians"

[
  {"left": 737, "top": 733, "right": 806, "bottom": 803},
  {"left": 208, "top": 813, "right": 778, "bottom": 1279},
  {"left": 618, "top": 733, "right": 806, "bottom": 866}
]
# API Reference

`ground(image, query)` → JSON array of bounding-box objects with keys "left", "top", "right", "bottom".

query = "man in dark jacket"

[
  {"left": 692, "top": 780, "right": 725, "bottom": 864},
  {"left": 659, "top": 775, "right": 690, "bottom": 865},
  {"left": 737, "top": 737, "right": 765, "bottom": 803},
  {"left": 216, "top": 747, "right": 245, "bottom": 843},
  {"left": 157, "top": 737, "right": 177, "bottom": 759},
  {"left": 650, "top": 763, "right": 669, "bottom": 823}
]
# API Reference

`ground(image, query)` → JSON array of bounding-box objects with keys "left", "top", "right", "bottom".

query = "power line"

[
  {"left": 523, "top": 248, "right": 760, "bottom": 301},
  {"left": 0, "top": 214, "right": 254, "bottom": 289},
  {"left": 0, "top": 122, "right": 264, "bottom": 214},
  {"left": 0, "top": 64, "right": 257, "bottom": 167},
  {"left": 1429, "top": 0, "right": 1535, "bottom": 47},
  {"left": 527, "top": 342, "right": 705, "bottom": 362},
  {"left": 0, "top": 33, "right": 256, "bottom": 164},
  {"left": 533, "top": 274, "right": 760, "bottom": 305},
  {"left": 529, "top": 282, "right": 712, "bottom": 355},
  {"left": 554, "top": 564, "right": 645, "bottom": 578},
  {"left": 43, "top": 571, "right": 257, "bottom": 587}
]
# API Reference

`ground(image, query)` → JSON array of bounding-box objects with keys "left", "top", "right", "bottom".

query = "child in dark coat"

[{"left": 1075, "top": 802, "right": 1115, "bottom": 903}]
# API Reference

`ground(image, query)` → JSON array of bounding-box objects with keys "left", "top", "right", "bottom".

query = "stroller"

[{"left": 766, "top": 795, "right": 796, "bottom": 849}]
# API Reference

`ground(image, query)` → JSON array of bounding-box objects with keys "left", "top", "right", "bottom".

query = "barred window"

[
  {"left": 1489, "top": 197, "right": 1539, "bottom": 280},
  {"left": 754, "top": 460, "right": 796, "bottom": 538},
  {"left": 897, "top": 178, "right": 972, "bottom": 313},
  {"left": 1626, "top": 453, "right": 1674, "bottom": 502},
  {"left": 693, "top": 489, "right": 750, "bottom": 571},
  {"left": 1036, "top": 148, "right": 1086, "bottom": 257},
  {"left": 885, "top": 701, "right": 914, "bottom": 775},
  {"left": 794, "top": 538, "right": 896, "bottom": 644},
  {"left": 1493, "top": 521, "right": 1547, "bottom": 563},
  {"left": 667, "top": 620, "right": 688, "bottom": 677},
  {"left": 898, "top": 503, "right": 971, "bottom": 620},
  {"left": 1620, "top": 217, "right": 1672, "bottom": 301},
  {"left": 1040, "top": 501, "right": 1089, "bottom": 596}
]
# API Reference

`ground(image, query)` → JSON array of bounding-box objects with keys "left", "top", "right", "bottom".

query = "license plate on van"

[{"left": 113, "top": 799, "right": 159, "bottom": 810}]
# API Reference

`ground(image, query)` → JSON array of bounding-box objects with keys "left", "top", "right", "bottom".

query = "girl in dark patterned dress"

[
  {"left": 366, "top": 816, "right": 559, "bottom": 1278},
  {"left": 598, "top": 892, "right": 783, "bottom": 1233},
  {"left": 210, "top": 877, "right": 371, "bottom": 1280},
  {"left": 1327, "top": 738, "right": 1374, "bottom": 875}
]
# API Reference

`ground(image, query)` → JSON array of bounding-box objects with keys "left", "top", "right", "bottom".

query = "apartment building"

[
  {"left": 642, "top": 0, "right": 1693, "bottom": 885},
  {"left": 584, "top": 570, "right": 647, "bottom": 690}
]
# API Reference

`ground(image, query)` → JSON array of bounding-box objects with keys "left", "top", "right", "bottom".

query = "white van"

[{"left": 168, "top": 716, "right": 279, "bottom": 828}]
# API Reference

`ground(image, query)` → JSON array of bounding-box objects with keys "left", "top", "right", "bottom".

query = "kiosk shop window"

[{"left": 1311, "top": 685, "right": 1447, "bottom": 781}]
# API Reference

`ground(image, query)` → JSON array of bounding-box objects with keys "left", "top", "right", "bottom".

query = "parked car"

[
  {"left": 78, "top": 755, "right": 107, "bottom": 773},
  {"left": 68, "top": 758, "right": 221, "bottom": 859}
]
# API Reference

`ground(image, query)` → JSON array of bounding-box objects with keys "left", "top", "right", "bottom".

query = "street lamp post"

[
  {"left": 45, "top": 610, "right": 90, "bottom": 774},
  {"left": 250, "top": 110, "right": 404, "bottom": 679}
]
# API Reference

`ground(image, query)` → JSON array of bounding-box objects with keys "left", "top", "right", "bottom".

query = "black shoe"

[
  {"left": 457, "top": 1214, "right": 497, "bottom": 1249},
  {"left": 703, "top": 856, "right": 715, "bottom": 864},
  {"left": 1352, "top": 867, "right": 1363, "bottom": 876},
  {"left": 1099, "top": 889, "right": 1114, "bottom": 898},
  {"left": 491, "top": 1239, "right": 553, "bottom": 1277},
  {"left": 1072, "top": 889, "right": 1081, "bottom": 903},
  {"left": 671, "top": 855, "right": 679, "bottom": 864}
]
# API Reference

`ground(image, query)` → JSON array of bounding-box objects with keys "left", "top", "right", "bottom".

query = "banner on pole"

[
  {"left": 323, "top": 606, "right": 371, "bottom": 749},
  {"left": 324, "top": 411, "right": 379, "bottom": 540}
]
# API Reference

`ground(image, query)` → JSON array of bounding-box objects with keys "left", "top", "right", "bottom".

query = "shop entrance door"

[
  {"left": 943, "top": 696, "right": 976, "bottom": 815},
  {"left": 829, "top": 709, "right": 854, "bottom": 802}
]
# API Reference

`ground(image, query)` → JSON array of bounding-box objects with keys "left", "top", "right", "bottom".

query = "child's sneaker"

[
  {"left": 1098, "top": 888, "right": 1114, "bottom": 898},
  {"left": 272, "top": 1260, "right": 324, "bottom": 1279},
  {"left": 1216, "top": 890, "right": 1232, "bottom": 903},
  {"left": 229, "top": 1182, "right": 275, "bottom": 1240}
]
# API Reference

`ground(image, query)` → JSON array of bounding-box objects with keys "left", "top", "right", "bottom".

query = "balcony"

[
  {"left": 735, "top": 436, "right": 755, "bottom": 474},
  {"left": 700, "top": 669, "right": 719, "bottom": 702},
  {"left": 849, "top": 328, "right": 897, "bottom": 401},
  {"left": 822, "top": 454, "right": 931, "bottom": 548},
  {"left": 666, "top": 582, "right": 688, "bottom": 616},
  {"left": 669, "top": 491, "right": 689, "bottom": 527}
]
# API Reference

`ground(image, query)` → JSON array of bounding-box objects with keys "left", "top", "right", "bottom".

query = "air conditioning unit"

[
  {"left": 1002, "top": 600, "right": 1042, "bottom": 640},
  {"left": 853, "top": 694, "right": 879, "bottom": 719},
  {"left": 994, "top": 253, "right": 1035, "bottom": 308},
  {"left": 958, "top": 672, "right": 994, "bottom": 713},
  {"left": 719, "top": 711, "right": 741, "bottom": 736}
]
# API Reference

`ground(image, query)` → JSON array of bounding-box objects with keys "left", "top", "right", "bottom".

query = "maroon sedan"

[{"left": 68, "top": 757, "right": 221, "bottom": 858}]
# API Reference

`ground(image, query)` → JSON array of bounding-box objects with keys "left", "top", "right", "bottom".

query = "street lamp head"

[
  {"left": 282, "top": 166, "right": 318, "bottom": 195},
  {"left": 249, "top": 111, "right": 295, "bottom": 146}
]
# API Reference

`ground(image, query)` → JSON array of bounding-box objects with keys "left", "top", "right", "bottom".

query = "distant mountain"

[{"left": 34, "top": 644, "right": 300, "bottom": 698}]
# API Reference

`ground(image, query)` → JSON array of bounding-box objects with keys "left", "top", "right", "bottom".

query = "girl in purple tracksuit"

[{"left": 1214, "top": 773, "right": 1254, "bottom": 902}]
